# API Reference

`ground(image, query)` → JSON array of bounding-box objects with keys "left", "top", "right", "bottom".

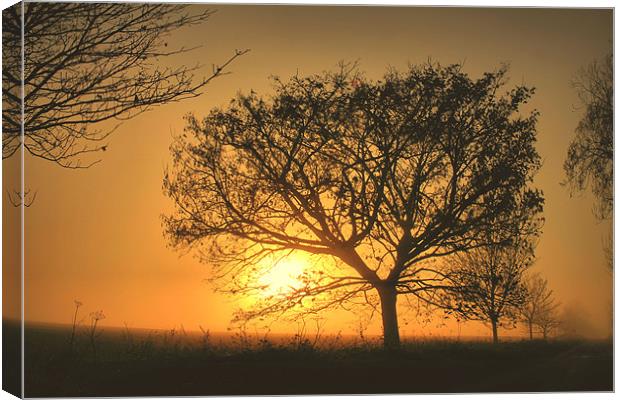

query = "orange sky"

[{"left": 4, "top": 6, "right": 613, "bottom": 339}]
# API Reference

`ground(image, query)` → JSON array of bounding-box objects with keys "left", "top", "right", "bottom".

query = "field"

[{"left": 13, "top": 322, "right": 614, "bottom": 397}]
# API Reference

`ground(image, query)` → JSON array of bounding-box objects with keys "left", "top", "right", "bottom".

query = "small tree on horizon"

[
  {"left": 520, "top": 272, "right": 560, "bottom": 340},
  {"left": 535, "top": 301, "right": 561, "bottom": 340},
  {"left": 444, "top": 211, "right": 542, "bottom": 344},
  {"left": 164, "top": 62, "right": 543, "bottom": 348}
]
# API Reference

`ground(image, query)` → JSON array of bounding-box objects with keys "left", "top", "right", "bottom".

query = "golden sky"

[{"left": 4, "top": 6, "right": 613, "bottom": 338}]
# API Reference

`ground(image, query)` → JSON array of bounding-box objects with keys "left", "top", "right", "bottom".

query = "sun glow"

[{"left": 257, "top": 253, "right": 309, "bottom": 298}]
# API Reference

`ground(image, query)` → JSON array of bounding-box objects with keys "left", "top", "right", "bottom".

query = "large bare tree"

[
  {"left": 2, "top": 3, "right": 247, "bottom": 169},
  {"left": 164, "top": 62, "right": 543, "bottom": 348}
]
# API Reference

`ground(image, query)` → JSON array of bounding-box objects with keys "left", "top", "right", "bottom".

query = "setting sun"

[{"left": 257, "top": 253, "right": 309, "bottom": 298}]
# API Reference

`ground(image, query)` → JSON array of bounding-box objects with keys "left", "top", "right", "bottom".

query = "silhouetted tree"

[
  {"left": 534, "top": 299, "right": 561, "bottom": 340},
  {"left": 520, "top": 272, "right": 560, "bottom": 340},
  {"left": 445, "top": 210, "right": 542, "bottom": 344},
  {"left": 2, "top": 3, "right": 247, "bottom": 169},
  {"left": 164, "top": 62, "right": 543, "bottom": 348},
  {"left": 563, "top": 53, "right": 613, "bottom": 220}
]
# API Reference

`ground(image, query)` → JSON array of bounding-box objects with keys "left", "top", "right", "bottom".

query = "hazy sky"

[{"left": 5, "top": 5, "right": 612, "bottom": 338}]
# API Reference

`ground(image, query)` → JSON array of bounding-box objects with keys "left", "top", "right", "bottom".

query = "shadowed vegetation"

[{"left": 21, "top": 322, "right": 612, "bottom": 397}]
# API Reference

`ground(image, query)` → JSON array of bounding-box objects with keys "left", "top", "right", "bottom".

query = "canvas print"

[{"left": 1, "top": 2, "right": 613, "bottom": 397}]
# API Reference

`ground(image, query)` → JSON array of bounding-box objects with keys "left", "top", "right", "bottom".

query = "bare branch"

[{"left": 2, "top": 3, "right": 249, "bottom": 168}]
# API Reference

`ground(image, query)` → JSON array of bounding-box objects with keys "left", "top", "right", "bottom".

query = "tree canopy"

[{"left": 164, "top": 62, "right": 544, "bottom": 347}]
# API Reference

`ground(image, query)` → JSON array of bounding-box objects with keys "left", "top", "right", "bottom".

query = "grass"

[{"left": 16, "top": 321, "right": 613, "bottom": 397}]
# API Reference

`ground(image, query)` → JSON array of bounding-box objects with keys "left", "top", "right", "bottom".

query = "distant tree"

[
  {"left": 534, "top": 300, "right": 561, "bottom": 340},
  {"left": 445, "top": 211, "right": 542, "bottom": 344},
  {"left": 164, "top": 62, "right": 543, "bottom": 348},
  {"left": 520, "top": 273, "right": 543, "bottom": 340},
  {"left": 563, "top": 53, "right": 613, "bottom": 220},
  {"left": 520, "top": 273, "right": 560, "bottom": 340},
  {"left": 2, "top": 3, "right": 247, "bottom": 169}
]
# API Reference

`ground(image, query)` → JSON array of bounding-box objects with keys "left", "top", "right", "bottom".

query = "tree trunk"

[
  {"left": 378, "top": 286, "right": 400, "bottom": 349},
  {"left": 529, "top": 321, "right": 533, "bottom": 340},
  {"left": 491, "top": 318, "right": 499, "bottom": 344}
]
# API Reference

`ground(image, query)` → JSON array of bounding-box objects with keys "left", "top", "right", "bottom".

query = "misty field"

[{"left": 14, "top": 322, "right": 612, "bottom": 397}]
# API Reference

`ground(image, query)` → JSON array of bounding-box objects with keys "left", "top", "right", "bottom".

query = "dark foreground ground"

[{"left": 16, "top": 323, "right": 613, "bottom": 397}]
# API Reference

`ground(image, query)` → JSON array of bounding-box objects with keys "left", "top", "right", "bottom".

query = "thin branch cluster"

[
  {"left": 520, "top": 273, "right": 561, "bottom": 339},
  {"left": 564, "top": 53, "right": 613, "bottom": 220},
  {"left": 2, "top": 3, "right": 248, "bottom": 168}
]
